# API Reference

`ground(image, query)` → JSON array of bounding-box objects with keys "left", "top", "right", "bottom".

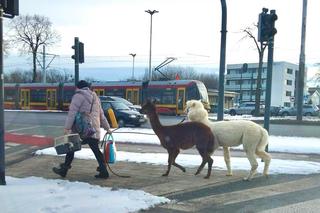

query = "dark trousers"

[{"left": 64, "top": 138, "right": 107, "bottom": 172}]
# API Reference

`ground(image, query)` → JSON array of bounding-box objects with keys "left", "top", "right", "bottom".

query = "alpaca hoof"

[
  {"left": 264, "top": 174, "right": 269, "bottom": 179},
  {"left": 182, "top": 168, "right": 186, "bottom": 173},
  {"left": 204, "top": 175, "right": 210, "bottom": 179},
  {"left": 194, "top": 172, "right": 200, "bottom": 176},
  {"left": 162, "top": 173, "right": 169, "bottom": 177},
  {"left": 226, "top": 173, "right": 233, "bottom": 176}
]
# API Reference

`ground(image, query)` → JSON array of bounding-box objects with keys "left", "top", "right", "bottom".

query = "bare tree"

[
  {"left": 242, "top": 25, "right": 267, "bottom": 116},
  {"left": 9, "top": 14, "right": 60, "bottom": 82},
  {"left": 4, "top": 69, "right": 33, "bottom": 83}
]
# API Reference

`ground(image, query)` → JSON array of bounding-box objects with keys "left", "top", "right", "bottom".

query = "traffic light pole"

[
  {"left": 297, "top": 0, "right": 307, "bottom": 121},
  {"left": 263, "top": 37, "right": 274, "bottom": 143},
  {"left": 0, "top": 7, "right": 6, "bottom": 185},
  {"left": 217, "top": 0, "right": 227, "bottom": 121}
]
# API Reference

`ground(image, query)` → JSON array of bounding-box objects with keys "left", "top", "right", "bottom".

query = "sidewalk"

[{"left": 4, "top": 127, "right": 320, "bottom": 212}]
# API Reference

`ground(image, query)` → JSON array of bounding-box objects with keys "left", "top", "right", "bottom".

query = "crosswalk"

[
  {"left": 149, "top": 174, "right": 320, "bottom": 212},
  {"left": 5, "top": 142, "right": 40, "bottom": 166}
]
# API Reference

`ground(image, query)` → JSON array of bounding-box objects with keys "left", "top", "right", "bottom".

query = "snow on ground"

[
  {"left": 101, "top": 128, "right": 320, "bottom": 155},
  {"left": 36, "top": 148, "right": 320, "bottom": 175},
  {"left": 35, "top": 127, "right": 320, "bottom": 175},
  {"left": 1, "top": 176, "right": 169, "bottom": 213}
]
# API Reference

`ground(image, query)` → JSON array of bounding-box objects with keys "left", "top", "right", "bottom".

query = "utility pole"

[
  {"left": 36, "top": 47, "right": 57, "bottom": 83},
  {"left": 129, "top": 53, "right": 136, "bottom": 80},
  {"left": 42, "top": 45, "right": 46, "bottom": 83},
  {"left": 217, "top": 0, "right": 227, "bottom": 121},
  {"left": 297, "top": 0, "right": 308, "bottom": 121},
  {"left": 145, "top": 10, "right": 158, "bottom": 81}
]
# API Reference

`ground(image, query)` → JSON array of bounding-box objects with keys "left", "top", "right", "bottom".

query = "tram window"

[
  {"left": 162, "top": 90, "right": 176, "bottom": 104},
  {"left": 105, "top": 89, "right": 125, "bottom": 97},
  {"left": 148, "top": 89, "right": 161, "bottom": 103},
  {"left": 4, "top": 89, "right": 16, "bottom": 101},
  {"left": 187, "top": 85, "right": 199, "bottom": 100},
  {"left": 30, "top": 89, "right": 46, "bottom": 102}
]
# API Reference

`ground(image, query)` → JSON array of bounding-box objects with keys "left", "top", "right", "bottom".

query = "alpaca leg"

[
  {"left": 195, "top": 149, "right": 210, "bottom": 177},
  {"left": 223, "top": 147, "right": 232, "bottom": 176},
  {"left": 171, "top": 149, "right": 186, "bottom": 172},
  {"left": 204, "top": 156, "right": 213, "bottom": 179},
  {"left": 256, "top": 150, "right": 271, "bottom": 177},
  {"left": 243, "top": 150, "right": 258, "bottom": 181},
  {"left": 163, "top": 152, "right": 173, "bottom": 176},
  {"left": 195, "top": 158, "right": 207, "bottom": 176}
]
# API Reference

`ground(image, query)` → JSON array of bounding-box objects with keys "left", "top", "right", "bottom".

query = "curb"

[{"left": 5, "top": 133, "right": 54, "bottom": 147}]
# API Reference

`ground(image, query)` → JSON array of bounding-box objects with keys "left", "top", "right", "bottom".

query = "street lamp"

[
  {"left": 145, "top": 9, "right": 158, "bottom": 81},
  {"left": 129, "top": 53, "right": 136, "bottom": 80}
]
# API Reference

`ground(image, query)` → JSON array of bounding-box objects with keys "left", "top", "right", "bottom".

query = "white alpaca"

[{"left": 185, "top": 100, "right": 271, "bottom": 181}]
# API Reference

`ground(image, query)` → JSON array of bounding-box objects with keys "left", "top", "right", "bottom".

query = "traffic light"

[
  {"left": 71, "top": 37, "right": 84, "bottom": 64},
  {"left": 79, "top": 42, "right": 84, "bottom": 63},
  {"left": 1, "top": 0, "right": 19, "bottom": 17},
  {"left": 258, "top": 8, "right": 277, "bottom": 42}
]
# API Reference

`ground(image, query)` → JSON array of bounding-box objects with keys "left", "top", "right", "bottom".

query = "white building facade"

[{"left": 225, "top": 61, "right": 306, "bottom": 107}]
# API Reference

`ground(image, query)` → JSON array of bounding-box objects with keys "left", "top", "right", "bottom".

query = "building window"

[
  {"left": 227, "top": 69, "right": 230, "bottom": 74},
  {"left": 226, "top": 80, "right": 230, "bottom": 85},
  {"left": 286, "top": 80, "right": 292, "bottom": 85},
  {"left": 284, "top": 102, "right": 291, "bottom": 107},
  {"left": 286, "top": 91, "right": 292, "bottom": 96},
  {"left": 287, "top": 68, "right": 293, "bottom": 74}
]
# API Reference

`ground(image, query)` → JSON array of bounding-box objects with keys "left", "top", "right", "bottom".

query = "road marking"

[
  {"left": 161, "top": 175, "right": 320, "bottom": 212},
  {"left": 7, "top": 125, "right": 40, "bottom": 133}
]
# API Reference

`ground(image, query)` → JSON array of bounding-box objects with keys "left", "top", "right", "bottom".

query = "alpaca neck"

[{"left": 147, "top": 111, "right": 164, "bottom": 136}]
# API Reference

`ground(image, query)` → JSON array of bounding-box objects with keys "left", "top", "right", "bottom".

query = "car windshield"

[
  {"left": 111, "top": 102, "right": 130, "bottom": 110},
  {"left": 112, "top": 97, "right": 133, "bottom": 106}
]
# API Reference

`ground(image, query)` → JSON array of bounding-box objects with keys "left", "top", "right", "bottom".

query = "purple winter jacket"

[{"left": 64, "top": 87, "right": 110, "bottom": 140}]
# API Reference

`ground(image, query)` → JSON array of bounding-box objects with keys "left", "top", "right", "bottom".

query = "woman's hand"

[{"left": 64, "top": 129, "right": 71, "bottom": 135}]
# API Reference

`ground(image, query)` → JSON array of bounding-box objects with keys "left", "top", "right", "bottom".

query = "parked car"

[
  {"left": 99, "top": 96, "right": 141, "bottom": 112},
  {"left": 209, "top": 104, "right": 229, "bottom": 114},
  {"left": 278, "top": 105, "right": 319, "bottom": 116},
  {"left": 228, "top": 102, "right": 265, "bottom": 116},
  {"left": 100, "top": 100, "right": 147, "bottom": 127}
]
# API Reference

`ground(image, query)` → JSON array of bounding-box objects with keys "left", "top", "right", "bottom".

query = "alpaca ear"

[{"left": 152, "top": 99, "right": 157, "bottom": 104}]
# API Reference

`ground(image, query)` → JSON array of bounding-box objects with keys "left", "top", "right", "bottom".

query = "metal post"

[
  {"left": 129, "top": 53, "right": 136, "bottom": 80},
  {"left": 74, "top": 37, "right": 79, "bottom": 86},
  {"left": 145, "top": 10, "right": 158, "bottom": 81},
  {"left": 217, "top": 0, "right": 227, "bottom": 121},
  {"left": 0, "top": 7, "right": 6, "bottom": 185},
  {"left": 263, "top": 37, "right": 275, "bottom": 133},
  {"left": 297, "top": 0, "right": 307, "bottom": 121},
  {"left": 42, "top": 45, "right": 46, "bottom": 83}
]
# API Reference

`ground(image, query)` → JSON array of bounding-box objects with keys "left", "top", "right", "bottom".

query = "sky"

[
  {"left": 3, "top": 127, "right": 320, "bottom": 212},
  {"left": 4, "top": 0, "right": 320, "bottom": 80}
]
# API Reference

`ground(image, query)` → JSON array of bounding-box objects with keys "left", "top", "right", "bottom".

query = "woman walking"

[{"left": 53, "top": 80, "right": 112, "bottom": 179}]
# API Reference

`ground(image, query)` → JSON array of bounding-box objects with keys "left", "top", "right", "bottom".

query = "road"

[{"left": 4, "top": 111, "right": 320, "bottom": 137}]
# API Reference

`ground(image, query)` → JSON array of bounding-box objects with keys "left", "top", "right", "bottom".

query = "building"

[
  {"left": 225, "top": 61, "right": 306, "bottom": 107},
  {"left": 207, "top": 89, "right": 238, "bottom": 109}
]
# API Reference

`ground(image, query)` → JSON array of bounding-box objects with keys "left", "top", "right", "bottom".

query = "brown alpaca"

[{"left": 140, "top": 100, "right": 219, "bottom": 179}]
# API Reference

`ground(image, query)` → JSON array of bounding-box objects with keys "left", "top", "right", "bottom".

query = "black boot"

[
  {"left": 95, "top": 166, "right": 109, "bottom": 179},
  {"left": 52, "top": 163, "right": 71, "bottom": 178}
]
